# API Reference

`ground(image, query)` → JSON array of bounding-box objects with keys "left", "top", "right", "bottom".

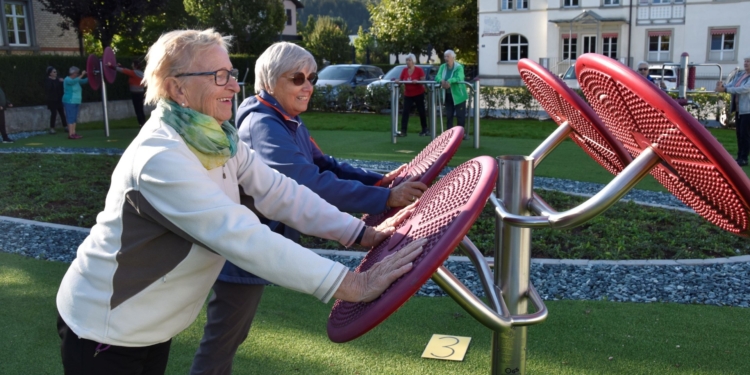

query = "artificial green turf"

[{"left": 2, "top": 252, "right": 749, "bottom": 375}]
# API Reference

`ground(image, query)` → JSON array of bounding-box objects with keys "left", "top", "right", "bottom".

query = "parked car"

[
  {"left": 648, "top": 65, "right": 677, "bottom": 90},
  {"left": 316, "top": 64, "right": 384, "bottom": 90},
  {"left": 366, "top": 64, "right": 436, "bottom": 90},
  {"left": 561, "top": 63, "right": 579, "bottom": 90}
]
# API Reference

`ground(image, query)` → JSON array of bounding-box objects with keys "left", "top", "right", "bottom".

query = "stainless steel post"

[
  {"left": 391, "top": 82, "right": 398, "bottom": 144},
  {"left": 493, "top": 155, "right": 535, "bottom": 375},
  {"left": 474, "top": 80, "right": 481, "bottom": 149},
  {"left": 678, "top": 52, "right": 689, "bottom": 99},
  {"left": 429, "top": 83, "right": 437, "bottom": 140},
  {"left": 99, "top": 60, "right": 110, "bottom": 137}
]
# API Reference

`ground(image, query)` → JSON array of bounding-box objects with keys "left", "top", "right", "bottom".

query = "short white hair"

[
  {"left": 444, "top": 50, "right": 456, "bottom": 58},
  {"left": 143, "top": 29, "right": 232, "bottom": 105},
  {"left": 405, "top": 53, "right": 417, "bottom": 63},
  {"left": 637, "top": 61, "right": 649, "bottom": 69},
  {"left": 744, "top": 55, "right": 750, "bottom": 61},
  {"left": 255, "top": 42, "right": 317, "bottom": 93}
]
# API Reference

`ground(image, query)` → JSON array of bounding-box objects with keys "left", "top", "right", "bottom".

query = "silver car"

[{"left": 367, "top": 64, "right": 436, "bottom": 90}]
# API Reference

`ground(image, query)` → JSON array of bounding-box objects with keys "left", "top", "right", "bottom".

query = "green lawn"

[{"left": 2, "top": 252, "right": 749, "bottom": 375}]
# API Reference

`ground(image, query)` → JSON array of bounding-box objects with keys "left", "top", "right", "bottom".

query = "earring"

[{"left": 181, "top": 102, "right": 186, "bottom": 107}]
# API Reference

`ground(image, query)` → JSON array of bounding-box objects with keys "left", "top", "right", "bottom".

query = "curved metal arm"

[
  {"left": 458, "top": 236, "right": 501, "bottom": 312},
  {"left": 492, "top": 146, "right": 662, "bottom": 229},
  {"left": 529, "top": 121, "right": 572, "bottom": 167},
  {"left": 432, "top": 266, "right": 548, "bottom": 330}
]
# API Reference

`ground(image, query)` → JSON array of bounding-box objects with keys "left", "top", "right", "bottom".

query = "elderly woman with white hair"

[
  {"left": 190, "top": 41, "right": 429, "bottom": 375},
  {"left": 717, "top": 55, "right": 750, "bottom": 166},
  {"left": 435, "top": 49, "right": 468, "bottom": 140},
  {"left": 398, "top": 53, "right": 428, "bottom": 136},
  {"left": 55, "top": 30, "right": 424, "bottom": 374}
]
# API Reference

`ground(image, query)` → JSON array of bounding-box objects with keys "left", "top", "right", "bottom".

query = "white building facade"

[{"left": 478, "top": 0, "right": 749, "bottom": 87}]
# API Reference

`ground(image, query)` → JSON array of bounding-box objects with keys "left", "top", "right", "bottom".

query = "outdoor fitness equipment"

[
  {"left": 328, "top": 155, "right": 499, "bottom": 343},
  {"left": 86, "top": 46, "right": 118, "bottom": 137},
  {"left": 576, "top": 53, "right": 750, "bottom": 235},
  {"left": 361, "top": 126, "right": 464, "bottom": 226}
]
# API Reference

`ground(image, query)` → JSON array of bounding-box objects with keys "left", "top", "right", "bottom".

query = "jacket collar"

[{"left": 257, "top": 90, "right": 300, "bottom": 124}]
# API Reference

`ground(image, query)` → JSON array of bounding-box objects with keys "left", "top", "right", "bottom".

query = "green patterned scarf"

[{"left": 155, "top": 100, "right": 238, "bottom": 170}]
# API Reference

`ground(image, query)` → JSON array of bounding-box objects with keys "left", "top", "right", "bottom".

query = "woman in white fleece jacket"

[{"left": 55, "top": 29, "right": 423, "bottom": 375}]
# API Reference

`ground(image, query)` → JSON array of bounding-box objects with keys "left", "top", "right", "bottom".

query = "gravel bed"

[{"left": 0, "top": 150, "right": 743, "bottom": 307}]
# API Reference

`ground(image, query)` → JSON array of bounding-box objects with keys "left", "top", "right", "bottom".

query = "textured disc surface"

[
  {"left": 86, "top": 54, "right": 100, "bottom": 91},
  {"left": 328, "top": 156, "right": 498, "bottom": 342},
  {"left": 576, "top": 53, "right": 750, "bottom": 235},
  {"left": 102, "top": 47, "right": 117, "bottom": 84}
]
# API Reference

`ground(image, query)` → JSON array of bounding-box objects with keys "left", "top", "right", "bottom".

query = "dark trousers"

[
  {"left": 49, "top": 104, "right": 68, "bottom": 129},
  {"left": 737, "top": 113, "right": 750, "bottom": 162},
  {"left": 58, "top": 314, "right": 172, "bottom": 375},
  {"left": 131, "top": 92, "right": 146, "bottom": 126},
  {"left": 190, "top": 282, "right": 265, "bottom": 375},
  {"left": 0, "top": 109, "right": 8, "bottom": 141},
  {"left": 444, "top": 92, "right": 466, "bottom": 129},
  {"left": 401, "top": 93, "right": 427, "bottom": 134}
]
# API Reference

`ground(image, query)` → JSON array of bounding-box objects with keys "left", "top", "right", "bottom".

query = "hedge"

[{"left": 0, "top": 54, "right": 257, "bottom": 107}]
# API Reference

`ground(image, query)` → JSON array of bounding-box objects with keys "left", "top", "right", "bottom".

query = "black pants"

[
  {"left": 58, "top": 314, "right": 172, "bottom": 375},
  {"left": 444, "top": 92, "right": 466, "bottom": 129},
  {"left": 131, "top": 92, "right": 146, "bottom": 126},
  {"left": 0, "top": 109, "right": 8, "bottom": 141},
  {"left": 401, "top": 93, "right": 427, "bottom": 134},
  {"left": 49, "top": 103, "right": 68, "bottom": 129},
  {"left": 737, "top": 113, "right": 750, "bottom": 162}
]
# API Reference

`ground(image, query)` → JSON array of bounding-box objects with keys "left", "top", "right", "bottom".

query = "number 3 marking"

[{"left": 431, "top": 336, "right": 460, "bottom": 358}]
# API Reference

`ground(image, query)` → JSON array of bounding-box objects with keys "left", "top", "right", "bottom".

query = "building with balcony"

[{"left": 478, "top": 0, "right": 748, "bottom": 87}]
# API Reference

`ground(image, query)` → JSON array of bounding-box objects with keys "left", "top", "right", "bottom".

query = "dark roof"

[{"left": 289, "top": 0, "right": 304, "bottom": 8}]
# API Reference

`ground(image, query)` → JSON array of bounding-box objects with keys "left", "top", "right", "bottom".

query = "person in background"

[
  {"left": 717, "top": 56, "right": 750, "bottom": 167},
  {"left": 116, "top": 60, "right": 147, "bottom": 126},
  {"left": 56, "top": 29, "right": 423, "bottom": 375},
  {"left": 62, "top": 66, "right": 88, "bottom": 139},
  {"left": 636, "top": 61, "right": 666, "bottom": 89},
  {"left": 191, "top": 41, "right": 429, "bottom": 375},
  {"left": 435, "top": 49, "right": 468, "bottom": 140},
  {"left": 44, "top": 66, "right": 67, "bottom": 134},
  {"left": 0, "top": 86, "right": 13, "bottom": 143},
  {"left": 398, "top": 53, "right": 428, "bottom": 137}
]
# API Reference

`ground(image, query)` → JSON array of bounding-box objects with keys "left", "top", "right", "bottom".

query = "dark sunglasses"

[
  {"left": 288, "top": 72, "right": 318, "bottom": 86},
  {"left": 175, "top": 68, "right": 239, "bottom": 86},
  {"left": 638, "top": 68, "right": 649, "bottom": 71}
]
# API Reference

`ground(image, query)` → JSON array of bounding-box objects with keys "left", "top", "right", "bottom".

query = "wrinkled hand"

[
  {"left": 333, "top": 239, "right": 426, "bottom": 302},
  {"left": 387, "top": 176, "right": 428, "bottom": 208},
  {"left": 716, "top": 81, "right": 726, "bottom": 93},
  {"left": 380, "top": 164, "right": 407, "bottom": 186},
  {"left": 359, "top": 202, "right": 418, "bottom": 248}
]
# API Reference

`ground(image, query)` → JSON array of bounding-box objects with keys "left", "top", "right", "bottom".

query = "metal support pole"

[
  {"left": 429, "top": 84, "right": 437, "bottom": 140},
  {"left": 678, "top": 53, "right": 689, "bottom": 99},
  {"left": 474, "top": 80, "right": 481, "bottom": 149},
  {"left": 391, "top": 82, "right": 399, "bottom": 144},
  {"left": 493, "top": 155, "right": 535, "bottom": 375},
  {"left": 99, "top": 60, "right": 110, "bottom": 137}
]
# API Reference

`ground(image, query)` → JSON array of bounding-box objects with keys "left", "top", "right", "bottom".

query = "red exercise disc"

[
  {"left": 361, "top": 126, "right": 464, "bottom": 226},
  {"left": 327, "top": 156, "right": 498, "bottom": 343},
  {"left": 86, "top": 54, "right": 100, "bottom": 91},
  {"left": 576, "top": 53, "right": 750, "bottom": 235},
  {"left": 517, "top": 59, "right": 632, "bottom": 175},
  {"left": 103, "top": 47, "right": 117, "bottom": 84}
]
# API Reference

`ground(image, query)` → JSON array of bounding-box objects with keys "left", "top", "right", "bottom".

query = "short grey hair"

[
  {"left": 444, "top": 50, "right": 456, "bottom": 59},
  {"left": 744, "top": 55, "right": 750, "bottom": 61},
  {"left": 255, "top": 42, "right": 317, "bottom": 93},
  {"left": 637, "top": 61, "right": 649, "bottom": 69},
  {"left": 143, "top": 29, "right": 232, "bottom": 105},
  {"left": 68, "top": 66, "right": 80, "bottom": 75},
  {"left": 404, "top": 53, "right": 417, "bottom": 63}
]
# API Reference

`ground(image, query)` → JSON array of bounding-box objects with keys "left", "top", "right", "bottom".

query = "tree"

[
  {"left": 39, "top": 0, "right": 167, "bottom": 54},
  {"left": 304, "top": 16, "right": 351, "bottom": 65},
  {"left": 111, "top": 0, "right": 198, "bottom": 55},
  {"left": 184, "top": 0, "right": 286, "bottom": 55},
  {"left": 353, "top": 26, "right": 387, "bottom": 64},
  {"left": 369, "top": 0, "right": 477, "bottom": 63}
]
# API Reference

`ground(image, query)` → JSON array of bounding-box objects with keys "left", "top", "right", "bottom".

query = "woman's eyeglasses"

[
  {"left": 175, "top": 68, "right": 239, "bottom": 86},
  {"left": 288, "top": 72, "right": 318, "bottom": 86}
]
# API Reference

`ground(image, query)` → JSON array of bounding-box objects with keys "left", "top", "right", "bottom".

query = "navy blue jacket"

[{"left": 217, "top": 90, "right": 390, "bottom": 284}]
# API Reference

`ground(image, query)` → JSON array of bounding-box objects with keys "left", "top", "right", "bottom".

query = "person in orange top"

[{"left": 116, "top": 60, "right": 146, "bottom": 126}]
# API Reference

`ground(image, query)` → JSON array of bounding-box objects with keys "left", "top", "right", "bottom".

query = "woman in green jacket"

[{"left": 435, "top": 49, "right": 468, "bottom": 140}]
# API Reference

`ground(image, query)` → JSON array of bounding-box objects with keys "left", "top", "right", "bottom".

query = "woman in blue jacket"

[{"left": 62, "top": 66, "right": 88, "bottom": 139}]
